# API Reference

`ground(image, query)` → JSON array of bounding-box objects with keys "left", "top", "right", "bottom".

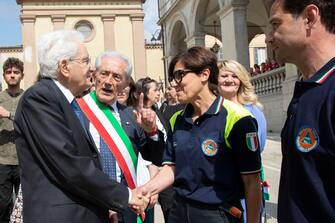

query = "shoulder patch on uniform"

[
  {"left": 201, "top": 139, "right": 218, "bottom": 156},
  {"left": 246, "top": 132, "right": 259, "bottom": 152},
  {"left": 296, "top": 127, "right": 319, "bottom": 152}
]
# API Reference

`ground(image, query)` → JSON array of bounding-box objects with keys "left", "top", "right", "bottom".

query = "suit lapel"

[{"left": 43, "top": 79, "right": 99, "bottom": 154}]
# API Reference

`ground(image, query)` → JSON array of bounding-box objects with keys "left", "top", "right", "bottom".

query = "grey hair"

[
  {"left": 95, "top": 51, "right": 133, "bottom": 78},
  {"left": 37, "top": 30, "right": 84, "bottom": 79}
]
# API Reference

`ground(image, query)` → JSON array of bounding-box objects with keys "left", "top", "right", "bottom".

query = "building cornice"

[
  {"left": 17, "top": 0, "right": 145, "bottom": 4},
  {"left": 0, "top": 45, "right": 23, "bottom": 53},
  {"left": 20, "top": 8, "right": 143, "bottom": 16},
  {"left": 101, "top": 14, "right": 116, "bottom": 21},
  {"left": 130, "top": 13, "right": 145, "bottom": 21},
  {"left": 20, "top": 14, "right": 36, "bottom": 23},
  {"left": 145, "top": 43, "right": 162, "bottom": 49}
]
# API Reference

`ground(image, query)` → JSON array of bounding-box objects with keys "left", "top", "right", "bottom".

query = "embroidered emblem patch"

[
  {"left": 201, "top": 139, "right": 218, "bottom": 156},
  {"left": 246, "top": 132, "right": 259, "bottom": 152},
  {"left": 296, "top": 127, "right": 319, "bottom": 152}
]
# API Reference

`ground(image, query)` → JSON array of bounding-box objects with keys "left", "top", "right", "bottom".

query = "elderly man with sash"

[{"left": 76, "top": 51, "right": 164, "bottom": 223}]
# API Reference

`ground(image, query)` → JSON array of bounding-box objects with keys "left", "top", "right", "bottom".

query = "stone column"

[
  {"left": 130, "top": 13, "right": 146, "bottom": 79},
  {"left": 51, "top": 14, "right": 66, "bottom": 30},
  {"left": 218, "top": 0, "right": 250, "bottom": 68},
  {"left": 282, "top": 63, "right": 298, "bottom": 116},
  {"left": 21, "top": 14, "right": 37, "bottom": 89},
  {"left": 101, "top": 14, "right": 116, "bottom": 51}
]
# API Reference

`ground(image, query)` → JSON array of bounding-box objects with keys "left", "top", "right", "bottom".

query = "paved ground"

[
  {"left": 154, "top": 134, "right": 282, "bottom": 223},
  {"left": 262, "top": 134, "right": 282, "bottom": 223}
]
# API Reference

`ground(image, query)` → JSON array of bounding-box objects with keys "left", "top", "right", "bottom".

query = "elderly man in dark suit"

[
  {"left": 14, "top": 30, "right": 147, "bottom": 223},
  {"left": 76, "top": 51, "right": 165, "bottom": 223}
]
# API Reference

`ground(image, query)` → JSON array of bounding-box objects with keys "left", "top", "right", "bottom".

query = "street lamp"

[
  {"left": 151, "top": 28, "right": 161, "bottom": 43},
  {"left": 210, "top": 20, "right": 221, "bottom": 54}
]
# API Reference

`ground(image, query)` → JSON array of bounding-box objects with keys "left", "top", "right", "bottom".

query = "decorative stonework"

[
  {"left": 130, "top": 13, "right": 144, "bottom": 21},
  {"left": 145, "top": 43, "right": 163, "bottom": 49},
  {"left": 20, "top": 14, "right": 36, "bottom": 23},
  {"left": 51, "top": 14, "right": 66, "bottom": 22},
  {"left": 101, "top": 14, "right": 116, "bottom": 22},
  {"left": 18, "top": 1, "right": 144, "bottom": 6},
  {"left": 0, "top": 46, "right": 23, "bottom": 53},
  {"left": 73, "top": 19, "right": 96, "bottom": 42}
]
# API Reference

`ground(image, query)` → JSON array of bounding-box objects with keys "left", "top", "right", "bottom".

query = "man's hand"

[
  {"left": 129, "top": 188, "right": 149, "bottom": 214},
  {"left": 136, "top": 185, "right": 157, "bottom": 208},
  {"left": 133, "top": 93, "right": 157, "bottom": 133},
  {"left": 0, "top": 106, "right": 10, "bottom": 119}
]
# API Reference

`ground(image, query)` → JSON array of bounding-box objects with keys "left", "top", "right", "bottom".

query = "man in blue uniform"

[{"left": 266, "top": 0, "right": 335, "bottom": 222}]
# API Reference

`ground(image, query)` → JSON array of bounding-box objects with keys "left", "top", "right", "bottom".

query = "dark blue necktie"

[
  {"left": 99, "top": 137, "right": 117, "bottom": 181},
  {"left": 71, "top": 99, "right": 117, "bottom": 181},
  {"left": 71, "top": 100, "right": 89, "bottom": 134}
]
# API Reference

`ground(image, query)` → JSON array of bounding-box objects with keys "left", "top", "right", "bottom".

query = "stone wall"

[{"left": 252, "top": 65, "right": 297, "bottom": 133}]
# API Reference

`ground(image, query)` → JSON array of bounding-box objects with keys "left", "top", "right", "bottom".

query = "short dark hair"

[
  {"left": 135, "top": 77, "right": 157, "bottom": 106},
  {"left": 282, "top": 0, "right": 335, "bottom": 34},
  {"left": 168, "top": 46, "right": 219, "bottom": 93},
  {"left": 3, "top": 57, "right": 24, "bottom": 74}
]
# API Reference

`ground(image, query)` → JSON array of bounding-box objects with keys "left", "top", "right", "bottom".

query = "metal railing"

[{"left": 251, "top": 67, "right": 286, "bottom": 95}]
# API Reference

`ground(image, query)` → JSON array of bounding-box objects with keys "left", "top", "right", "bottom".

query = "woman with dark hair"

[
  {"left": 135, "top": 77, "right": 168, "bottom": 141},
  {"left": 140, "top": 46, "right": 262, "bottom": 223},
  {"left": 134, "top": 77, "right": 175, "bottom": 222}
]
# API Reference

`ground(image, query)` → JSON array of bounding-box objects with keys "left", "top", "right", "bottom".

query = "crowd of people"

[
  {"left": 0, "top": 0, "right": 334, "bottom": 223},
  {"left": 250, "top": 59, "right": 281, "bottom": 77}
]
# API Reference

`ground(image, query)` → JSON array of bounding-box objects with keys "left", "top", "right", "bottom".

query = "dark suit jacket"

[
  {"left": 117, "top": 102, "right": 165, "bottom": 168},
  {"left": 14, "top": 79, "right": 129, "bottom": 223}
]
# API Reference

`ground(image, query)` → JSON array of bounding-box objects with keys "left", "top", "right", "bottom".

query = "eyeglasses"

[
  {"left": 69, "top": 57, "right": 91, "bottom": 65},
  {"left": 168, "top": 68, "right": 195, "bottom": 84}
]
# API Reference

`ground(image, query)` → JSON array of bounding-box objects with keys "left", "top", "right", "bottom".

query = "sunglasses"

[{"left": 168, "top": 68, "right": 195, "bottom": 84}]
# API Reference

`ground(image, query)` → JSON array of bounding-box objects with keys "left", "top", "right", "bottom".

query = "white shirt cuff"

[{"left": 128, "top": 187, "right": 132, "bottom": 203}]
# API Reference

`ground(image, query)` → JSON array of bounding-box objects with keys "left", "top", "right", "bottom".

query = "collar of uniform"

[
  {"left": 305, "top": 57, "right": 335, "bottom": 84},
  {"left": 181, "top": 96, "right": 223, "bottom": 119}
]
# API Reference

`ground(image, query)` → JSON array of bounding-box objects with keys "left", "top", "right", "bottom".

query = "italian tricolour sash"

[{"left": 77, "top": 91, "right": 145, "bottom": 222}]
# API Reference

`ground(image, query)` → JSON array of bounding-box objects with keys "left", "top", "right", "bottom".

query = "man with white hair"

[
  {"left": 77, "top": 51, "right": 165, "bottom": 223},
  {"left": 14, "top": 30, "right": 147, "bottom": 223}
]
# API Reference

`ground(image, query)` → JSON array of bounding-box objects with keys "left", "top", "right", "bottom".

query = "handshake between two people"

[
  {"left": 128, "top": 186, "right": 156, "bottom": 214},
  {"left": 108, "top": 186, "right": 156, "bottom": 223}
]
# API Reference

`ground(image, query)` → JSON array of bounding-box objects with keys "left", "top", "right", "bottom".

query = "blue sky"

[{"left": 0, "top": 0, "right": 159, "bottom": 47}]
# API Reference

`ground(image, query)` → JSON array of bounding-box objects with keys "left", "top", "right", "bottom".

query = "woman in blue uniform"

[
  {"left": 140, "top": 47, "right": 262, "bottom": 223},
  {"left": 217, "top": 59, "right": 267, "bottom": 222}
]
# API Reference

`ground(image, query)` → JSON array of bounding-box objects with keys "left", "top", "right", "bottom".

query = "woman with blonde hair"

[
  {"left": 217, "top": 59, "right": 267, "bottom": 223},
  {"left": 217, "top": 59, "right": 266, "bottom": 152}
]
